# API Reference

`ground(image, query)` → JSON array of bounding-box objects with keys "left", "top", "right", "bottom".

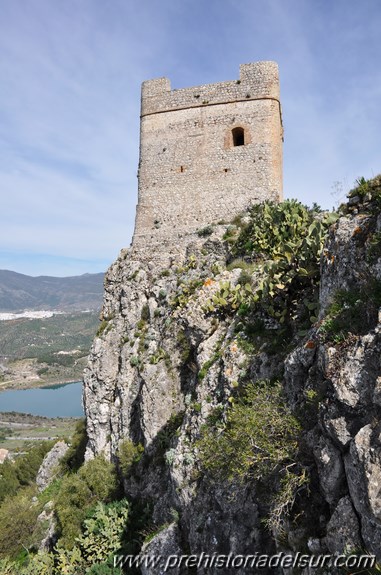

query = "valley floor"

[{"left": 0, "top": 412, "right": 79, "bottom": 456}]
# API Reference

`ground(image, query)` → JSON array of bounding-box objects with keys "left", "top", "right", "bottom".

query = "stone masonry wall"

[{"left": 132, "top": 62, "right": 283, "bottom": 256}]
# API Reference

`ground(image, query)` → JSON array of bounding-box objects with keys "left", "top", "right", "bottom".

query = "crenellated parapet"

[{"left": 141, "top": 62, "right": 280, "bottom": 117}]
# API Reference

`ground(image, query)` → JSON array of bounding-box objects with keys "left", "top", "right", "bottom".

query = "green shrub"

[
  {"left": 53, "top": 500, "right": 128, "bottom": 574},
  {"left": 233, "top": 200, "right": 325, "bottom": 259},
  {"left": 176, "top": 330, "right": 192, "bottom": 364},
  {"left": 343, "top": 175, "right": 381, "bottom": 213},
  {"left": 197, "top": 225, "right": 213, "bottom": 237},
  {"left": 223, "top": 225, "right": 238, "bottom": 241},
  {"left": 143, "top": 522, "right": 170, "bottom": 544},
  {"left": 140, "top": 304, "right": 150, "bottom": 322},
  {"left": 170, "top": 278, "right": 203, "bottom": 308},
  {"left": 264, "top": 468, "right": 309, "bottom": 533},
  {"left": 55, "top": 456, "right": 120, "bottom": 549},
  {"left": 0, "top": 461, "right": 20, "bottom": 504},
  {"left": 156, "top": 412, "right": 185, "bottom": 453},
  {"left": 15, "top": 441, "right": 55, "bottom": 487},
  {"left": 0, "top": 487, "right": 42, "bottom": 559},
  {"left": 207, "top": 200, "right": 337, "bottom": 334},
  {"left": 37, "top": 478, "right": 62, "bottom": 508},
  {"left": 367, "top": 231, "right": 381, "bottom": 263},
  {"left": 226, "top": 258, "right": 254, "bottom": 272},
  {"left": 0, "top": 441, "right": 54, "bottom": 504},
  {"left": 198, "top": 351, "right": 222, "bottom": 381},
  {"left": 0, "top": 558, "right": 18, "bottom": 574},
  {"left": 149, "top": 348, "right": 169, "bottom": 365},
  {"left": 320, "top": 281, "right": 381, "bottom": 342},
  {"left": 96, "top": 320, "right": 110, "bottom": 337},
  {"left": 203, "top": 280, "right": 253, "bottom": 315},
  {"left": 77, "top": 500, "right": 129, "bottom": 563},
  {"left": 86, "top": 562, "right": 123, "bottom": 574},
  {"left": 197, "top": 380, "right": 301, "bottom": 481},
  {"left": 60, "top": 418, "right": 87, "bottom": 473},
  {"left": 238, "top": 268, "right": 253, "bottom": 286},
  {"left": 136, "top": 319, "right": 146, "bottom": 331},
  {"left": 164, "top": 449, "right": 176, "bottom": 465},
  {"left": 0, "top": 555, "right": 56, "bottom": 575},
  {"left": 117, "top": 440, "right": 144, "bottom": 476},
  {"left": 18, "top": 551, "right": 55, "bottom": 575},
  {"left": 55, "top": 473, "right": 93, "bottom": 549},
  {"left": 348, "top": 176, "right": 371, "bottom": 198}
]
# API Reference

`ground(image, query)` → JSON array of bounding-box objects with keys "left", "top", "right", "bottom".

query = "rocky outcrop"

[
  {"left": 0, "top": 448, "right": 9, "bottom": 464},
  {"left": 36, "top": 440, "right": 69, "bottom": 492},
  {"left": 83, "top": 229, "right": 279, "bottom": 573},
  {"left": 84, "top": 177, "right": 381, "bottom": 572},
  {"left": 325, "top": 496, "right": 362, "bottom": 554},
  {"left": 141, "top": 524, "right": 182, "bottom": 575},
  {"left": 37, "top": 500, "right": 57, "bottom": 551}
]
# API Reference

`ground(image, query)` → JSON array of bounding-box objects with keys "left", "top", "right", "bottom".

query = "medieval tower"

[{"left": 132, "top": 61, "right": 283, "bottom": 252}]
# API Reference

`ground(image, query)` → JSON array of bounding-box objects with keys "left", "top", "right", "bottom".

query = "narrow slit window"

[{"left": 232, "top": 127, "right": 245, "bottom": 147}]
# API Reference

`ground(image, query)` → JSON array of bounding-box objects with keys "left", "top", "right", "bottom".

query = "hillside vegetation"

[
  {"left": 0, "top": 271, "right": 104, "bottom": 388},
  {"left": 0, "top": 312, "right": 99, "bottom": 389},
  {"left": 0, "top": 270, "right": 104, "bottom": 312}
]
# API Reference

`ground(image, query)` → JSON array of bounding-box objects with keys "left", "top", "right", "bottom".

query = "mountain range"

[{"left": 0, "top": 270, "right": 104, "bottom": 312}]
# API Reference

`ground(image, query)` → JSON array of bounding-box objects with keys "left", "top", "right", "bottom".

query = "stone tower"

[{"left": 132, "top": 61, "right": 283, "bottom": 253}]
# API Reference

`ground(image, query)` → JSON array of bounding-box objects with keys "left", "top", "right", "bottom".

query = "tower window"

[{"left": 232, "top": 127, "right": 245, "bottom": 147}]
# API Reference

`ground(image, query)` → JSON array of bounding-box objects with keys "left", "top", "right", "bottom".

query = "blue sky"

[{"left": 0, "top": 0, "right": 380, "bottom": 276}]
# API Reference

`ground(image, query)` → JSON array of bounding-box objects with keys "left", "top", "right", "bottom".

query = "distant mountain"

[{"left": 0, "top": 270, "right": 104, "bottom": 312}]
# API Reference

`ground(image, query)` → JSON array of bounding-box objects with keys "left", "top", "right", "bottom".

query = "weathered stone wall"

[{"left": 132, "top": 62, "right": 283, "bottom": 253}]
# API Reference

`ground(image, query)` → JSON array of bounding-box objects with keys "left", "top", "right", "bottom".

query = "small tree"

[
  {"left": 0, "top": 487, "right": 41, "bottom": 559},
  {"left": 197, "top": 380, "right": 301, "bottom": 481},
  {"left": 55, "top": 455, "right": 119, "bottom": 549}
]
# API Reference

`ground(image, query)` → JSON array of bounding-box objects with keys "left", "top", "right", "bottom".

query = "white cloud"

[{"left": 0, "top": 0, "right": 380, "bottom": 274}]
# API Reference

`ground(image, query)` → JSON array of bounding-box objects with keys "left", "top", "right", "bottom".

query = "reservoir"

[{"left": 0, "top": 381, "right": 83, "bottom": 417}]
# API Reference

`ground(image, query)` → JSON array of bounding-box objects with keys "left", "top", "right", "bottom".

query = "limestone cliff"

[{"left": 83, "top": 176, "right": 381, "bottom": 574}]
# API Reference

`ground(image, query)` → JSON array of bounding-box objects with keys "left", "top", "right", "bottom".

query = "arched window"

[{"left": 232, "top": 127, "right": 245, "bottom": 147}]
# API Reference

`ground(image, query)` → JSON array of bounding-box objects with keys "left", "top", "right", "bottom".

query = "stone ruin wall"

[{"left": 132, "top": 61, "right": 283, "bottom": 256}]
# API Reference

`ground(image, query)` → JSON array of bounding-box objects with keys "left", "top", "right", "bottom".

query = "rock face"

[
  {"left": 140, "top": 524, "right": 182, "bottom": 575},
  {"left": 36, "top": 441, "right": 69, "bottom": 492},
  {"left": 37, "top": 501, "right": 57, "bottom": 551},
  {"left": 0, "top": 448, "right": 9, "bottom": 464},
  {"left": 84, "top": 178, "right": 381, "bottom": 572},
  {"left": 325, "top": 496, "right": 362, "bottom": 554}
]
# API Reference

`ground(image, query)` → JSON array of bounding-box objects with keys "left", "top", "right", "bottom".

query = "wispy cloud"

[{"left": 0, "top": 0, "right": 380, "bottom": 274}]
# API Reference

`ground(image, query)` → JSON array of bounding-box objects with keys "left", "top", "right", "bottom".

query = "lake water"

[{"left": 0, "top": 381, "right": 83, "bottom": 417}]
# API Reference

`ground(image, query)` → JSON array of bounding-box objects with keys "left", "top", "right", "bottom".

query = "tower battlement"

[
  {"left": 141, "top": 62, "right": 280, "bottom": 116},
  {"left": 132, "top": 62, "right": 283, "bottom": 254}
]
